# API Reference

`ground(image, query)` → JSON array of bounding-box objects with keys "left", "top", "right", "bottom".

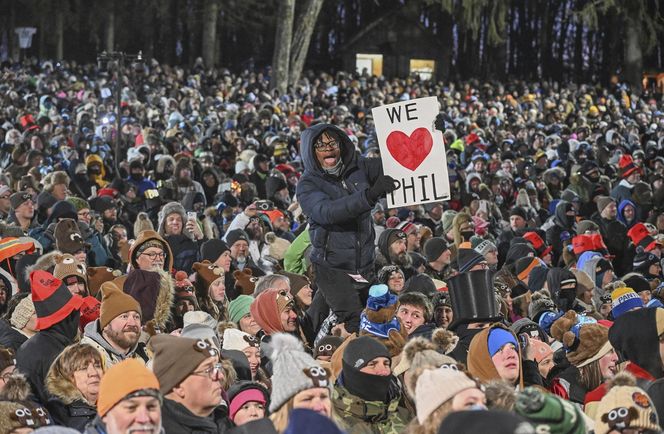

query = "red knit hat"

[
  {"left": 628, "top": 223, "right": 661, "bottom": 251},
  {"left": 523, "top": 231, "right": 552, "bottom": 259},
  {"left": 30, "top": 270, "right": 84, "bottom": 330},
  {"left": 618, "top": 155, "right": 641, "bottom": 179}
]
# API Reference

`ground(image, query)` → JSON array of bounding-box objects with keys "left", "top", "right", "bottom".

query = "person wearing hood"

[
  {"left": 158, "top": 156, "right": 204, "bottom": 203},
  {"left": 16, "top": 270, "right": 84, "bottom": 404},
  {"left": 157, "top": 201, "right": 204, "bottom": 274},
  {"left": 249, "top": 153, "right": 270, "bottom": 199},
  {"left": 126, "top": 158, "right": 157, "bottom": 197},
  {"left": 617, "top": 198, "right": 638, "bottom": 229},
  {"left": 375, "top": 228, "right": 415, "bottom": 279},
  {"left": 467, "top": 323, "right": 527, "bottom": 388},
  {"left": 545, "top": 200, "right": 576, "bottom": 266},
  {"left": 80, "top": 281, "right": 149, "bottom": 368},
  {"left": 265, "top": 174, "right": 292, "bottom": 211},
  {"left": 591, "top": 195, "right": 632, "bottom": 275},
  {"left": 85, "top": 154, "right": 110, "bottom": 189},
  {"left": 578, "top": 252, "right": 614, "bottom": 308},
  {"left": 332, "top": 336, "right": 411, "bottom": 433},
  {"left": 296, "top": 124, "right": 394, "bottom": 334}
]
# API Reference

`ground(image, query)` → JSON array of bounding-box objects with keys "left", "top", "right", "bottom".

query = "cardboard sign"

[{"left": 372, "top": 96, "right": 450, "bottom": 208}]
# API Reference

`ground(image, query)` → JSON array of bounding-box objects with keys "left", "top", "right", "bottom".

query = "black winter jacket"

[
  {"left": 296, "top": 124, "right": 382, "bottom": 274},
  {"left": 0, "top": 320, "right": 28, "bottom": 351},
  {"left": 161, "top": 398, "right": 219, "bottom": 434}
]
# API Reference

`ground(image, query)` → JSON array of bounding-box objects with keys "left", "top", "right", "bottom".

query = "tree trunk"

[
  {"left": 289, "top": 0, "right": 324, "bottom": 86},
  {"left": 201, "top": 0, "right": 219, "bottom": 66},
  {"left": 55, "top": 6, "right": 64, "bottom": 59},
  {"left": 624, "top": 15, "right": 643, "bottom": 93},
  {"left": 105, "top": 3, "right": 115, "bottom": 51},
  {"left": 271, "top": 0, "right": 295, "bottom": 94}
]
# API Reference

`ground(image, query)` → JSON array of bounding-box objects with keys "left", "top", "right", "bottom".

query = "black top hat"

[{"left": 447, "top": 269, "right": 502, "bottom": 331}]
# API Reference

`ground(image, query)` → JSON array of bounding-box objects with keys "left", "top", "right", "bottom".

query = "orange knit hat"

[{"left": 97, "top": 359, "right": 160, "bottom": 416}]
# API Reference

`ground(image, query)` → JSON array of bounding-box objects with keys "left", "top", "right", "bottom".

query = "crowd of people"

[{"left": 0, "top": 57, "right": 662, "bottom": 434}]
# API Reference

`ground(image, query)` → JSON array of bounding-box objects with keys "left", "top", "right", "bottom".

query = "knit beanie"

[
  {"left": 99, "top": 281, "right": 142, "bottom": 330},
  {"left": 423, "top": 237, "right": 449, "bottom": 262},
  {"left": 441, "top": 210, "right": 458, "bottom": 235},
  {"left": 267, "top": 333, "right": 331, "bottom": 412},
  {"left": 97, "top": 359, "right": 161, "bottom": 417},
  {"left": 31, "top": 270, "right": 84, "bottom": 331},
  {"left": 488, "top": 327, "right": 519, "bottom": 357},
  {"left": 457, "top": 248, "right": 486, "bottom": 273},
  {"left": 314, "top": 336, "right": 344, "bottom": 359},
  {"left": 550, "top": 310, "right": 611, "bottom": 367},
  {"left": 515, "top": 387, "right": 586, "bottom": 434},
  {"left": 87, "top": 266, "right": 122, "bottom": 298},
  {"left": 515, "top": 257, "right": 541, "bottom": 281},
  {"left": 386, "top": 229, "right": 407, "bottom": 248},
  {"left": 227, "top": 382, "right": 269, "bottom": 423},
  {"left": 415, "top": 367, "right": 479, "bottom": 424},
  {"left": 182, "top": 311, "right": 217, "bottom": 329},
  {"left": 199, "top": 239, "right": 230, "bottom": 263},
  {"left": 594, "top": 373, "right": 660, "bottom": 434},
  {"left": 342, "top": 335, "right": 390, "bottom": 370},
  {"left": 0, "top": 401, "right": 52, "bottom": 431},
  {"left": 226, "top": 229, "right": 249, "bottom": 248},
  {"left": 632, "top": 249, "right": 659, "bottom": 275},
  {"left": 577, "top": 220, "right": 600, "bottom": 235},
  {"left": 192, "top": 260, "right": 225, "bottom": 291},
  {"left": 611, "top": 287, "right": 644, "bottom": 319},
  {"left": 250, "top": 288, "right": 294, "bottom": 334},
  {"left": 276, "top": 271, "right": 311, "bottom": 297},
  {"left": 510, "top": 206, "right": 528, "bottom": 221},
  {"left": 623, "top": 274, "right": 651, "bottom": 294},
  {"left": 9, "top": 191, "right": 31, "bottom": 210},
  {"left": 228, "top": 295, "right": 254, "bottom": 324},
  {"left": 529, "top": 339, "right": 554, "bottom": 366},
  {"left": 54, "top": 218, "right": 90, "bottom": 254},
  {"left": 474, "top": 239, "right": 497, "bottom": 257},
  {"left": 10, "top": 295, "right": 35, "bottom": 329},
  {"left": 596, "top": 196, "right": 615, "bottom": 214},
  {"left": 66, "top": 196, "right": 90, "bottom": 212},
  {"left": 222, "top": 328, "right": 260, "bottom": 352},
  {"left": 150, "top": 334, "right": 221, "bottom": 394},
  {"left": 53, "top": 254, "right": 88, "bottom": 292}
]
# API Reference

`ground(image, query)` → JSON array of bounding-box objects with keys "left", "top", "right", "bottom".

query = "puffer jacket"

[{"left": 296, "top": 124, "right": 382, "bottom": 274}]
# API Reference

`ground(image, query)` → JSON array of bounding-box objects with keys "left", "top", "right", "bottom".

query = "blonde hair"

[
  {"left": 269, "top": 393, "right": 341, "bottom": 433},
  {"left": 45, "top": 343, "right": 104, "bottom": 405}
]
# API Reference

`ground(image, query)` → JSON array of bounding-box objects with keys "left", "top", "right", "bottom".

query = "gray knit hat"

[
  {"left": 441, "top": 210, "right": 458, "bottom": 235},
  {"left": 267, "top": 333, "right": 331, "bottom": 412},
  {"left": 474, "top": 239, "right": 497, "bottom": 256}
]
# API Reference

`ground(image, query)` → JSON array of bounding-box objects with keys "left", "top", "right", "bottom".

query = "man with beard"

[
  {"left": 376, "top": 228, "right": 415, "bottom": 280},
  {"left": 81, "top": 281, "right": 149, "bottom": 367},
  {"left": 225, "top": 228, "right": 265, "bottom": 297},
  {"left": 126, "top": 158, "right": 157, "bottom": 197},
  {"left": 159, "top": 156, "right": 204, "bottom": 202}
]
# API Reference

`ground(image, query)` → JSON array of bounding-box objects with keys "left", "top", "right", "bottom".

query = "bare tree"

[
  {"left": 54, "top": 5, "right": 64, "bottom": 59},
  {"left": 289, "top": 0, "right": 324, "bottom": 86},
  {"left": 271, "top": 0, "right": 295, "bottom": 94},
  {"left": 202, "top": 0, "right": 220, "bottom": 66}
]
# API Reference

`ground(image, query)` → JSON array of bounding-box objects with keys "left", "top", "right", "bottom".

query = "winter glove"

[
  {"left": 434, "top": 113, "right": 447, "bottom": 132},
  {"left": 366, "top": 175, "right": 398, "bottom": 203}
]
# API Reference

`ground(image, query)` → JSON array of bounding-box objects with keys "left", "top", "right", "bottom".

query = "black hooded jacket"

[
  {"left": 296, "top": 124, "right": 382, "bottom": 274},
  {"left": 609, "top": 308, "right": 664, "bottom": 380}
]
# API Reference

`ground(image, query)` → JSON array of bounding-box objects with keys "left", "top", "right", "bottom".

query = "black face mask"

[
  {"left": 461, "top": 230, "right": 475, "bottom": 241},
  {"left": 342, "top": 360, "right": 392, "bottom": 402},
  {"left": 130, "top": 173, "right": 143, "bottom": 181},
  {"left": 88, "top": 167, "right": 101, "bottom": 176},
  {"left": 587, "top": 173, "right": 600, "bottom": 183}
]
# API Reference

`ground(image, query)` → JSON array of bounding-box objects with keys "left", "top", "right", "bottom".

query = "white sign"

[
  {"left": 371, "top": 96, "right": 450, "bottom": 208},
  {"left": 15, "top": 27, "right": 36, "bottom": 49}
]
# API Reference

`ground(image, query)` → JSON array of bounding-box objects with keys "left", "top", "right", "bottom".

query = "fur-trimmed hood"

[
  {"left": 46, "top": 368, "right": 91, "bottom": 405},
  {"left": 24, "top": 250, "right": 62, "bottom": 282},
  {"left": 153, "top": 269, "right": 174, "bottom": 330},
  {"left": 0, "top": 373, "right": 31, "bottom": 401}
]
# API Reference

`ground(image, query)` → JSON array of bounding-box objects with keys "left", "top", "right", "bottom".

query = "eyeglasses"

[
  {"left": 78, "top": 211, "right": 91, "bottom": 217},
  {"left": 314, "top": 138, "right": 340, "bottom": 151},
  {"left": 192, "top": 363, "right": 222, "bottom": 380},
  {"left": 141, "top": 251, "right": 165, "bottom": 260}
]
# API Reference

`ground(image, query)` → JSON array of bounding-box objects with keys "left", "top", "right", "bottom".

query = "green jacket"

[
  {"left": 284, "top": 225, "right": 310, "bottom": 274},
  {"left": 332, "top": 385, "right": 411, "bottom": 434}
]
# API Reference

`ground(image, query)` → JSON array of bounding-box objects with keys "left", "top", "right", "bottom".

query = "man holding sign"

[
  {"left": 297, "top": 124, "right": 397, "bottom": 334},
  {"left": 372, "top": 96, "right": 450, "bottom": 209}
]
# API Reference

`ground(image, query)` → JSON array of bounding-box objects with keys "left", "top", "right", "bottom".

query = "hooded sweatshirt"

[
  {"left": 467, "top": 323, "right": 524, "bottom": 389},
  {"left": 80, "top": 319, "right": 147, "bottom": 367}
]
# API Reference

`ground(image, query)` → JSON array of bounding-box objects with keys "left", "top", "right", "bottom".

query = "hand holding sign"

[
  {"left": 372, "top": 97, "right": 450, "bottom": 208},
  {"left": 367, "top": 175, "right": 398, "bottom": 203}
]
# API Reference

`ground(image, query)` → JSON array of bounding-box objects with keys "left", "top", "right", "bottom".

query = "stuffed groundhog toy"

[
  {"left": 87, "top": 266, "right": 123, "bottom": 299},
  {"left": 233, "top": 268, "right": 257, "bottom": 295},
  {"left": 359, "top": 284, "right": 408, "bottom": 357}
]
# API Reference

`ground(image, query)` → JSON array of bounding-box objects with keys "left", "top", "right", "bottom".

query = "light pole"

[{"left": 96, "top": 51, "right": 144, "bottom": 179}]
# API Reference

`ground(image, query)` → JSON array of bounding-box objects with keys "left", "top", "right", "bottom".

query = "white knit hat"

[
  {"left": 10, "top": 296, "right": 35, "bottom": 329},
  {"left": 267, "top": 333, "right": 331, "bottom": 412},
  {"left": 415, "top": 366, "right": 480, "bottom": 424},
  {"left": 222, "top": 328, "right": 259, "bottom": 352}
]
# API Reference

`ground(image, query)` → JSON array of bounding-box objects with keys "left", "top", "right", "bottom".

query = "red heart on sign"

[{"left": 386, "top": 127, "right": 433, "bottom": 171}]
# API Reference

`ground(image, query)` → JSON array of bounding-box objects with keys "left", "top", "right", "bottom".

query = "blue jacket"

[{"left": 296, "top": 124, "right": 382, "bottom": 273}]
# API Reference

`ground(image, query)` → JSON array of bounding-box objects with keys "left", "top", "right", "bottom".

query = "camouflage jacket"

[{"left": 332, "top": 384, "right": 411, "bottom": 434}]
